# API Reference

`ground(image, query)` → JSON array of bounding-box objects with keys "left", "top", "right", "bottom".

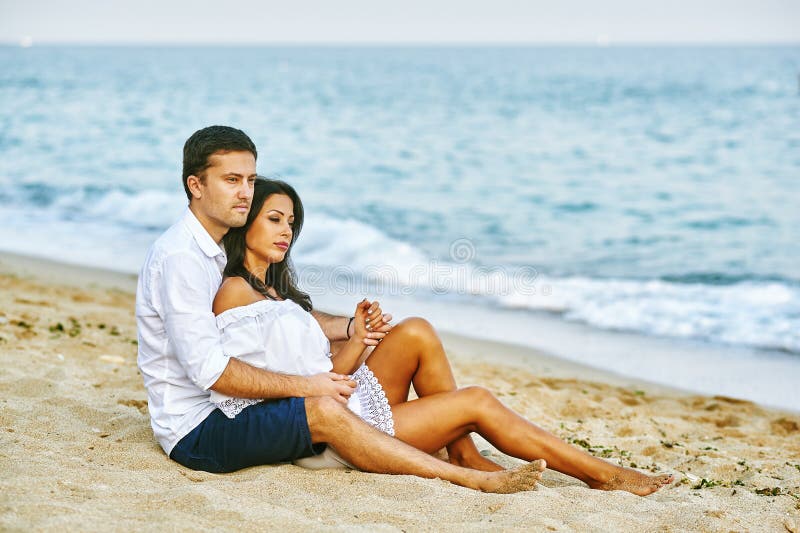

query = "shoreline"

[
  {"left": 0, "top": 251, "right": 674, "bottom": 394},
  {"left": 1, "top": 250, "right": 799, "bottom": 530},
  {"left": 309, "top": 288, "right": 800, "bottom": 414},
  {"left": 2, "top": 250, "right": 796, "bottom": 414},
  {"left": 0, "top": 251, "right": 724, "bottom": 407},
  {"left": 0, "top": 251, "right": 139, "bottom": 292}
]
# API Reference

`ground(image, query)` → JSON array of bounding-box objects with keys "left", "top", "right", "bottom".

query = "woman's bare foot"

[
  {"left": 445, "top": 436, "right": 506, "bottom": 472},
  {"left": 587, "top": 467, "right": 674, "bottom": 496},
  {"left": 478, "top": 459, "right": 547, "bottom": 494},
  {"left": 448, "top": 449, "right": 505, "bottom": 472}
]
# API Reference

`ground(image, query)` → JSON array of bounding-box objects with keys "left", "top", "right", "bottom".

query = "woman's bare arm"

[
  {"left": 329, "top": 300, "right": 371, "bottom": 374},
  {"left": 211, "top": 276, "right": 355, "bottom": 401}
]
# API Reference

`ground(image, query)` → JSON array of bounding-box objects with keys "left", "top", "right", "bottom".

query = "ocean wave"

[
  {"left": 497, "top": 276, "right": 800, "bottom": 354},
  {"left": 2, "top": 183, "right": 798, "bottom": 355},
  {"left": 294, "top": 214, "right": 437, "bottom": 284},
  {"left": 47, "top": 187, "right": 185, "bottom": 230},
  {"left": 292, "top": 214, "right": 800, "bottom": 354},
  {"left": 660, "top": 272, "right": 796, "bottom": 286}
]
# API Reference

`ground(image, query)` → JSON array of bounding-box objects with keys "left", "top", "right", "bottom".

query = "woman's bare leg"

[
  {"left": 304, "top": 396, "right": 546, "bottom": 493},
  {"left": 388, "top": 387, "right": 673, "bottom": 496},
  {"left": 365, "top": 317, "right": 503, "bottom": 471}
]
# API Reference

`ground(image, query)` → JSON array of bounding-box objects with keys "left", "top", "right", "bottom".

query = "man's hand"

[{"left": 304, "top": 372, "right": 356, "bottom": 404}]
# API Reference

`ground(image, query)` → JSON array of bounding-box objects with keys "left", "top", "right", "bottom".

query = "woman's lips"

[{"left": 275, "top": 242, "right": 289, "bottom": 250}]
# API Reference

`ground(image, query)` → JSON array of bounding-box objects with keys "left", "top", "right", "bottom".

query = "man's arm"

[
  {"left": 160, "top": 253, "right": 354, "bottom": 402},
  {"left": 311, "top": 309, "right": 351, "bottom": 341},
  {"left": 211, "top": 358, "right": 356, "bottom": 404}
]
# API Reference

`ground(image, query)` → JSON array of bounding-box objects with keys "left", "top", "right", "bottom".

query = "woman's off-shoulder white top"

[{"left": 212, "top": 299, "right": 394, "bottom": 436}]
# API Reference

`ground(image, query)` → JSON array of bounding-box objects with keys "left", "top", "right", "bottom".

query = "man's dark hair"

[{"left": 182, "top": 125, "right": 257, "bottom": 200}]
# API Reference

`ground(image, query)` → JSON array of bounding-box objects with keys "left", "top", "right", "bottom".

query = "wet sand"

[{"left": 1, "top": 252, "right": 798, "bottom": 531}]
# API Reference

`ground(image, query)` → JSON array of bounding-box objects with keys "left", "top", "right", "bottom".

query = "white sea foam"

[
  {"left": 295, "top": 214, "right": 430, "bottom": 277},
  {"left": 497, "top": 277, "right": 800, "bottom": 354},
  {"left": 2, "top": 183, "right": 797, "bottom": 356},
  {"left": 52, "top": 188, "right": 185, "bottom": 229},
  {"left": 294, "top": 215, "right": 800, "bottom": 354}
]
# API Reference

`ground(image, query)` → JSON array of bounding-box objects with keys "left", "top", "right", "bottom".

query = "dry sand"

[{"left": 1, "top": 253, "right": 799, "bottom": 532}]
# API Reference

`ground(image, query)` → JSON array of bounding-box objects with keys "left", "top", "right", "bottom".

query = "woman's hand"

[
  {"left": 353, "top": 299, "right": 390, "bottom": 346},
  {"left": 331, "top": 300, "right": 388, "bottom": 374},
  {"left": 366, "top": 300, "right": 393, "bottom": 336}
]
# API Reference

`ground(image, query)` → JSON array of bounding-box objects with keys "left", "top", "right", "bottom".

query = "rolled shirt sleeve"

[{"left": 159, "top": 251, "right": 230, "bottom": 391}]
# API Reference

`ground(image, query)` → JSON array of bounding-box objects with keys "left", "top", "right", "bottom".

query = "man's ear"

[{"left": 186, "top": 175, "right": 203, "bottom": 199}]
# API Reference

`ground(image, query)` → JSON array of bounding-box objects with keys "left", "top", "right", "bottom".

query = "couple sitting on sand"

[{"left": 135, "top": 125, "right": 673, "bottom": 495}]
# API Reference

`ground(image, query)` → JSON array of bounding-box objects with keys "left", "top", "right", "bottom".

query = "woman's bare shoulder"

[{"left": 213, "top": 276, "right": 265, "bottom": 316}]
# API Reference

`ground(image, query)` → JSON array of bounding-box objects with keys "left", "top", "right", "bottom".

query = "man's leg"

[
  {"left": 303, "top": 396, "right": 545, "bottom": 493},
  {"left": 171, "top": 398, "right": 326, "bottom": 473}
]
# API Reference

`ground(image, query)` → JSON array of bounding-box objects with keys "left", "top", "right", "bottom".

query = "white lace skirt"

[
  {"left": 349, "top": 364, "right": 395, "bottom": 436},
  {"left": 214, "top": 364, "right": 395, "bottom": 437}
]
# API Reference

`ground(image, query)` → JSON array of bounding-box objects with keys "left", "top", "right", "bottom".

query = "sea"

[{"left": 1, "top": 45, "right": 798, "bottom": 410}]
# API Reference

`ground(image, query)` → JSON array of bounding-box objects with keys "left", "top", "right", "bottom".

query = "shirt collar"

[{"left": 182, "top": 207, "right": 226, "bottom": 259}]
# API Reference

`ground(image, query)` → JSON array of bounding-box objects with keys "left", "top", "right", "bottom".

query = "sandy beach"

[{"left": 1, "top": 252, "right": 798, "bottom": 531}]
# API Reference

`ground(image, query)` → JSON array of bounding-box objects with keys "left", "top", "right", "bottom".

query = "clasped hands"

[
  {"left": 312, "top": 299, "right": 392, "bottom": 403},
  {"left": 351, "top": 298, "right": 393, "bottom": 346}
]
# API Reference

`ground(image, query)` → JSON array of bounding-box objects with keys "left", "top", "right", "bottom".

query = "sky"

[{"left": 1, "top": 0, "right": 798, "bottom": 45}]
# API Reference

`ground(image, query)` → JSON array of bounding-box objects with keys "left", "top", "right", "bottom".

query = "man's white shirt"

[{"left": 136, "top": 208, "right": 231, "bottom": 455}]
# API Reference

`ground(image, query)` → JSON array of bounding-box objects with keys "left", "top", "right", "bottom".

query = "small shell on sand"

[{"left": 98, "top": 354, "right": 125, "bottom": 365}]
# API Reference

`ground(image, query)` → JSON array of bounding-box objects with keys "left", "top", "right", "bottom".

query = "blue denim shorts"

[{"left": 170, "top": 397, "right": 325, "bottom": 473}]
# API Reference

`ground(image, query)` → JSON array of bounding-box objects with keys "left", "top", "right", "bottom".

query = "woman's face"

[{"left": 245, "top": 193, "right": 295, "bottom": 264}]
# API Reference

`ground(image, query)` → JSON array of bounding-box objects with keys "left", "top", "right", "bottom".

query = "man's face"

[{"left": 189, "top": 150, "right": 256, "bottom": 237}]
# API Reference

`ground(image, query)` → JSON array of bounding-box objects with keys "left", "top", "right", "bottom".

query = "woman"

[{"left": 213, "top": 178, "right": 674, "bottom": 496}]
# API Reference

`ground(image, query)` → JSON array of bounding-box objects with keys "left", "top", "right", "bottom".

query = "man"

[{"left": 135, "top": 125, "right": 540, "bottom": 493}]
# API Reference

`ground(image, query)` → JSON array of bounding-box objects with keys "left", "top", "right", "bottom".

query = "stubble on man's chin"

[{"left": 227, "top": 212, "right": 249, "bottom": 228}]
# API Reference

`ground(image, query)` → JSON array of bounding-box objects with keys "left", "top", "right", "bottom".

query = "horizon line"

[{"left": 3, "top": 40, "right": 800, "bottom": 47}]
